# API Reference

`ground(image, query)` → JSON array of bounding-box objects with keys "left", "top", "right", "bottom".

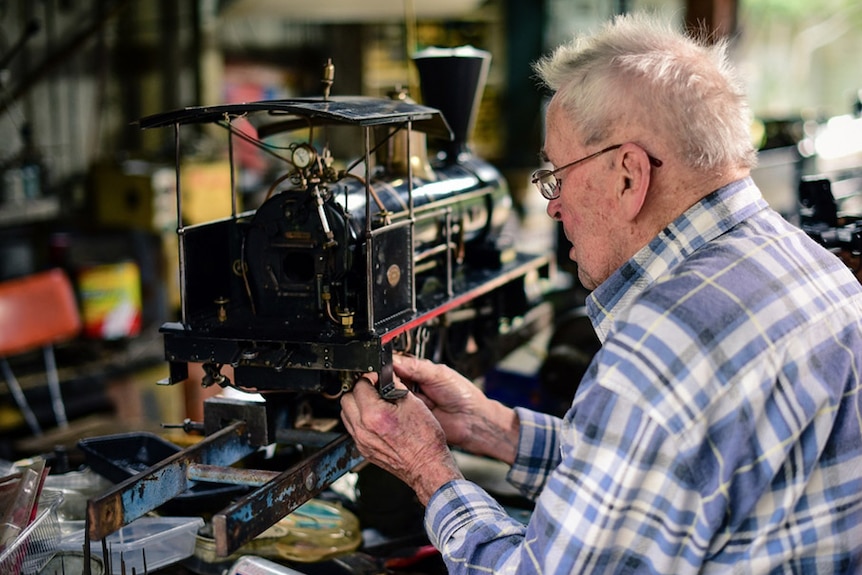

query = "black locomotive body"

[
  {"left": 151, "top": 96, "right": 529, "bottom": 399},
  {"left": 138, "top": 90, "right": 551, "bottom": 411},
  {"left": 141, "top": 49, "right": 550, "bottom": 403}
]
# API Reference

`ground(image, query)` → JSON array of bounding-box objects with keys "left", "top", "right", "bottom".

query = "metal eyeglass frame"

[{"left": 530, "top": 143, "right": 662, "bottom": 200}]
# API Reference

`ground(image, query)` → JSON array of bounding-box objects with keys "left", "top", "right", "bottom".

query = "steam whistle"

[{"left": 322, "top": 58, "right": 335, "bottom": 100}]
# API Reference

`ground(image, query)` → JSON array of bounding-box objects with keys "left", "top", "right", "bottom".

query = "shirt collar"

[{"left": 586, "top": 177, "right": 768, "bottom": 342}]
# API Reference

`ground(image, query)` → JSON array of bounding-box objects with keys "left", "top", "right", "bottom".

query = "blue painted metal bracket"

[
  {"left": 86, "top": 420, "right": 259, "bottom": 540},
  {"left": 212, "top": 433, "right": 363, "bottom": 557},
  {"left": 85, "top": 414, "right": 363, "bottom": 558}
]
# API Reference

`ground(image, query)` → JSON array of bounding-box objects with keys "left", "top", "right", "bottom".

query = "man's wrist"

[
  {"left": 463, "top": 400, "right": 520, "bottom": 464},
  {"left": 414, "top": 460, "right": 464, "bottom": 506}
]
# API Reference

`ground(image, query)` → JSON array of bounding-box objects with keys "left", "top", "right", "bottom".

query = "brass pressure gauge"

[{"left": 291, "top": 144, "right": 316, "bottom": 169}]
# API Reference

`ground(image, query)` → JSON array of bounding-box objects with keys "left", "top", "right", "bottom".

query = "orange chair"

[{"left": 0, "top": 269, "right": 81, "bottom": 435}]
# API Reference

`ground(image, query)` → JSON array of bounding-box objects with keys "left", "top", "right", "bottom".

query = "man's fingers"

[
  {"left": 340, "top": 409, "right": 355, "bottom": 436},
  {"left": 394, "top": 354, "right": 444, "bottom": 392},
  {"left": 352, "top": 371, "right": 415, "bottom": 402},
  {"left": 392, "top": 353, "right": 423, "bottom": 379},
  {"left": 350, "top": 374, "right": 378, "bottom": 400},
  {"left": 339, "top": 392, "right": 358, "bottom": 432},
  {"left": 356, "top": 373, "right": 377, "bottom": 387}
]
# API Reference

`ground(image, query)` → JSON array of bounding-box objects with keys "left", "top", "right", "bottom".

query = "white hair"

[{"left": 533, "top": 13, "right": 757, "bottom": 172}]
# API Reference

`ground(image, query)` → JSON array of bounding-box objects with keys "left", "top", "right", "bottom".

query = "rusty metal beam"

[
  {"left": 212, "top": 433, "right": 363, "bottom": 557},
  {"left": 86, "top": 420, "right": 257, "bottom": 540}
]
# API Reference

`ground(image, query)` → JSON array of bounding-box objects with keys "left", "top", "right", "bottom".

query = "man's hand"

[
  {"left": 340, "top": 373, "right": 463, "bottom": 505},
  {"left": 393, "top": 354, "right": 520, "bottom": 465}
]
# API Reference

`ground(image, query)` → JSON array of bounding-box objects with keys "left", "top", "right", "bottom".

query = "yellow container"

[{"left": 77, "top": 261, "right": 142, "bottom": 340}]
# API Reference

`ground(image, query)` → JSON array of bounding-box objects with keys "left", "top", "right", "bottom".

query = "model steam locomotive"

[
  {"left": 85, "top": 49, "right": 551, "bottom": 556},
  {"left": 140, "top": 50, "right": 545, "bottom": 403}
]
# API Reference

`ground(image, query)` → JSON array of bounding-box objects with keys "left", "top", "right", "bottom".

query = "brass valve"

[{"left": 337, "top": 309, "right": 355, "bottom": 337}]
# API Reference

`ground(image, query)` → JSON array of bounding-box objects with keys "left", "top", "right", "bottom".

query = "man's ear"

[{"left": 616, "top": 144, "right": 651, "bottom": 221}]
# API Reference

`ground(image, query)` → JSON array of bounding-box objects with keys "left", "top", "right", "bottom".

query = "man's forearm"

[{"left": 460, "top": 400, "right": 520, "bottom": 465}]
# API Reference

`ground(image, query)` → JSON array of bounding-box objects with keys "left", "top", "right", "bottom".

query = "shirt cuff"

[
  {"left": 506, "top": 407, "right": 563, "bottom": 499},
  {"left": 424, "top": 479, "right": 514, "bottom": 550}
]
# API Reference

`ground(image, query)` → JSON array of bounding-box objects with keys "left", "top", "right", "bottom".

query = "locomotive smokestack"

[{"left": 413, "top": 45, "right": 491, "bottom": 163}]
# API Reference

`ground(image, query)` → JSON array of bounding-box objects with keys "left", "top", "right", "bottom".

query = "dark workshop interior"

[{"left": 1, "top": 0, "right": 861, "bottom": 573}]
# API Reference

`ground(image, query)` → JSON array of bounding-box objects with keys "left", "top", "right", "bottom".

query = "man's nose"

[{"left": 546, "top": 199, "right": 562, "bottom": 221}]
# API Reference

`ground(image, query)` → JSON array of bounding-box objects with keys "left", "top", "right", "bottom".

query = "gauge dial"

[{"left": 291, "top": 144, "right": 316, "bottom": 169}]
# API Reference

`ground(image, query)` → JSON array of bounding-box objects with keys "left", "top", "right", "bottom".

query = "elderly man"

[{"left": 340, "top": 13, "right": 862, "bottom": 574}]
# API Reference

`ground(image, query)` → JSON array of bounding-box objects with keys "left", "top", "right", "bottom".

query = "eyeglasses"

[{"left": 530, "top": 143, "right": 663, "bottom": 200}]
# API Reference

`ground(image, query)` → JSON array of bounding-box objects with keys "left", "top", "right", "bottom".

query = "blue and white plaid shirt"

[{"left": 426, "top": 178, "right": 862, "bottom": 574}]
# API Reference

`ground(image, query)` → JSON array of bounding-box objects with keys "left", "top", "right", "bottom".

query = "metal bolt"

[{"left": 305, "top": 472, "right": 316, "bottom": 491}]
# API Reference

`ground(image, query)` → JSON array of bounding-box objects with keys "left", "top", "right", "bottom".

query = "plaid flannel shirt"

[{"left": 425, "top": 178, "right": 862, "bottom": 574}]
